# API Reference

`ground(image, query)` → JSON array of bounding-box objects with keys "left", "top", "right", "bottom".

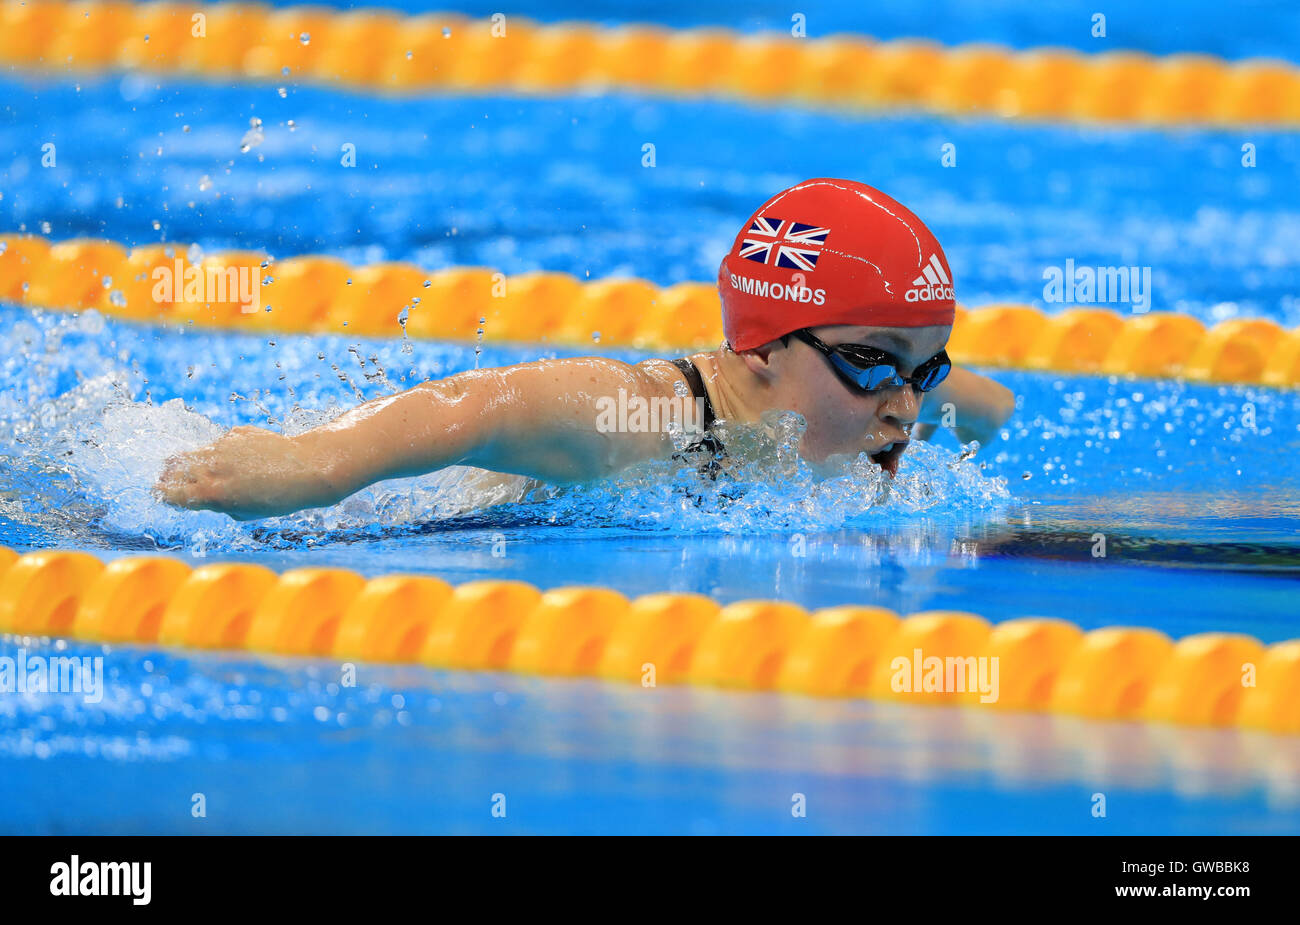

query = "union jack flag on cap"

[{"left": 738, "top": 217, "right": 831, "bottom": 271}]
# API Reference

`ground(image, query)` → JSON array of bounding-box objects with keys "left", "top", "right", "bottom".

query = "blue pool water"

[{"left": 2, "top": 2, "right": 1299, "bottom": 834}]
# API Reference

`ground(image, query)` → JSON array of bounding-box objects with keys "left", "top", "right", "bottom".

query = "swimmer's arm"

[
  {"left": 156, "top": 358, "right": 682, "bottom": 519},
  {"left": 913, "top": 365, "right": 1015, "bottom": 446},
  {"left": 310, "top": 359, "right": 682, "bottom": 490}
]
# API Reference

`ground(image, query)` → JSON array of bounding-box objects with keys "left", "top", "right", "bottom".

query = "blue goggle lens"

[{"left": 831, "top": 353, "right": 950, "bottom": 393}]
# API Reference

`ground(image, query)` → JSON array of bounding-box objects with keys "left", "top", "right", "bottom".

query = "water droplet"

[
  {"left": 101, "top": 275, "right": 112, "bottom": 289},
  {"left": 109, "top": 290, "right": 127, "bottom": 307},
  {"left": 442, "top": 27, "right": 451, "bottom": 38},
  {"left": 422, "top": 279, "right": 431, "bottom": 288},
  {"left": 286, "top": 119, "right": 296, "bottom": 131},
  {"left": 277, "top": 86, "right": 287, "bottom": 98},
  {"left": 182, "top": 124, "right": 190, "bottom": 132},
  {"left": 152, "top": 220, "right": 161, "bottom": 230},
  {"left": 405, "top": 50, "right": 413, "bottom": 59},
  {"left": 78, "top": 311, "right": 105, "bottom": 334},
  {"left": 299, "top": 32, "right": 310, "bottom": 45},
  {"left": 239, "top": 117, "right": 264, "bottom": 152},
  {"left": 591, "top": 331, "right": 601, "bottom": 343},
  {"left": 282, "top": 66, "right": 291, "bottom": 76},
  {"left": 198, "top": 175, "right": 211, "bottom": 191}
]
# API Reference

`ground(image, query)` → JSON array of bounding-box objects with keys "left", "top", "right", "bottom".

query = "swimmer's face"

[{"left": 744, "top": 323, "right": 952, "bottom": 473}]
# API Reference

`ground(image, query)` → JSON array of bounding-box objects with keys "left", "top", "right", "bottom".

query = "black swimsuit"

[{"left": 670, "top": 357, "right": 726, "bottom": 474}]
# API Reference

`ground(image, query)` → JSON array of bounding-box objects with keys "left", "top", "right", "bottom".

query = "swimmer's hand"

[
  {"left": 914, "top": 365, "right": 1015, "bottom": 446},
  {"left": 155, "top": 425, "right": 341, "bottom": 521}
]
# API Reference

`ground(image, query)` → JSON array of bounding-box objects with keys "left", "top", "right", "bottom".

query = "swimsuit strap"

[
  {"left": 670, "top": 357, "right": 717, "bottom": 431},
  {"left": 669, "top": 357, "right": 725, "bottom": 475}
]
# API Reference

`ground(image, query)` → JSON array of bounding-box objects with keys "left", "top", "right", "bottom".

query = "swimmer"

[{"left": 155, "top": 178, "right": 1015, "bottom": 521}]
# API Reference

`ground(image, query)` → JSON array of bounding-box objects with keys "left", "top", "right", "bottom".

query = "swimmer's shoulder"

[
  {"left": 635, "top": 355, "right": 712, "bottom": 399},
  {"left": 478, "top": 354, "right": 693, "bottom": 401},
  {"left": 637, "top": 352, "right": 716, "bottom": 387}
]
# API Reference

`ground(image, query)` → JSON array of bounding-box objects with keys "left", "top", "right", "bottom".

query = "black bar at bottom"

[{"left": 0, "top": 835, "right": 1290, "bottom": 911}]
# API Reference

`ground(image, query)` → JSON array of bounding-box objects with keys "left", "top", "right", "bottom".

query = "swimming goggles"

[{"left": 788, "top": 328, "right": 952, "bottom": 393}]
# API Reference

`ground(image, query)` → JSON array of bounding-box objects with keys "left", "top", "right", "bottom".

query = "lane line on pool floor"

[
  {"left": 1, "top": 546, "right": 1297, "bottom": 735},
  {"left": 2, "top": 3, "right": 1299, "bottom": 128},
  {"left": 2, "top": 233, "right": 1298, "bottom": 387}
]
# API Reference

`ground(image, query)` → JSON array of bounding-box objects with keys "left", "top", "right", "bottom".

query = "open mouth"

[{"left": 870, "top": 440, "right": 909, "bottom": 476}]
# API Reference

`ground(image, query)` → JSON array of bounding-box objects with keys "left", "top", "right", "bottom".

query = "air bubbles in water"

[
  {"left": 240, "top": 117, "right": 264, "bottom": 153},
  {"left": 954, "top": 441, "right": 981, "bottom": 464},
  {"left": 78, "top": 311, "right": 105, "bottom": 335}
]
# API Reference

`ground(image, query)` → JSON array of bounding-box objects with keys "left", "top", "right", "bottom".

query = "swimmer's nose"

[{"left": 877, "top": 383, "right": 920, "bottom": 430}]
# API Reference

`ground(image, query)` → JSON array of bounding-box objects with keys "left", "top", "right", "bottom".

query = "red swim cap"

[{"left": 718, "top": 178, "right": 956, "bottom": 351}]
